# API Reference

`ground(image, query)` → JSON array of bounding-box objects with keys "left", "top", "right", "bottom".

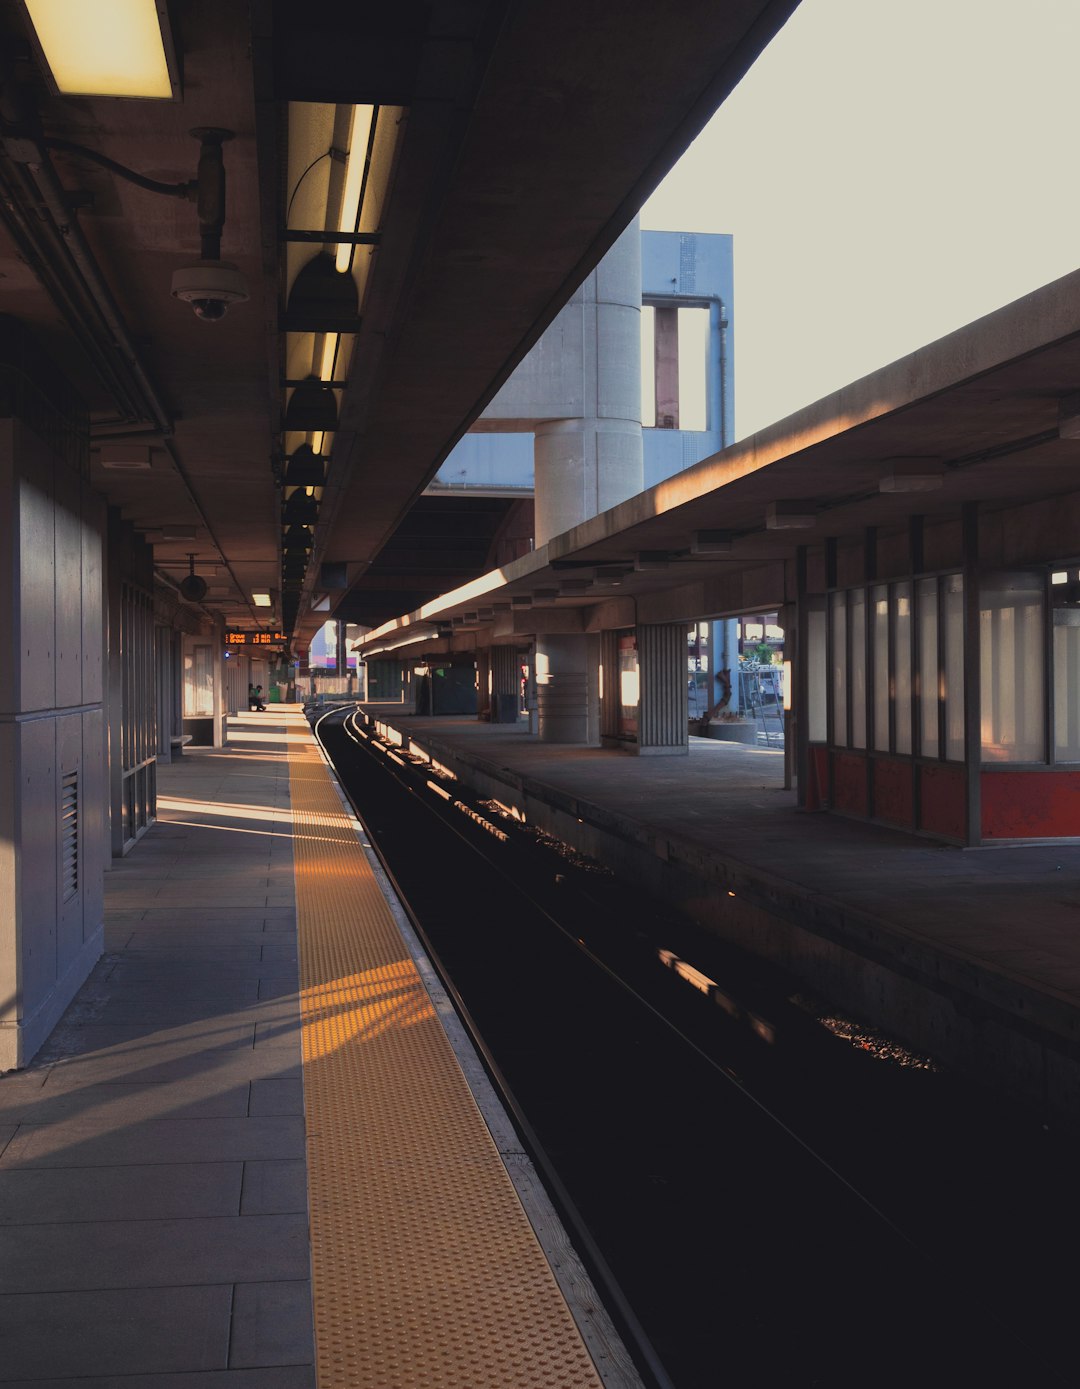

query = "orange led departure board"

[{"left": 226, "top": 631, "right": 286, "bottom": 645}]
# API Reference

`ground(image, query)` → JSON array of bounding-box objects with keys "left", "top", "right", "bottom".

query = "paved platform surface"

[
  {"left": 0, "top": 710, "right": 626, "bottom": 1387},
  {"left": 0, "top": 712, "right": 313, "bottom": 1387},
  {"left": 371, "top": 713, "right": 1080, "bottom": 1118}
]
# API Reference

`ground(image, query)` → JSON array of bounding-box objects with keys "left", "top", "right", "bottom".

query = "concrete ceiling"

[{"left": 0, "top": 0, "right": 801, "bottom": 645}]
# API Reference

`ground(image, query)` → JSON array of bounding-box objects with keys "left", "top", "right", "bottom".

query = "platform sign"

[{"left": 226, "top": 630, "right": 287, "bottom": 647}]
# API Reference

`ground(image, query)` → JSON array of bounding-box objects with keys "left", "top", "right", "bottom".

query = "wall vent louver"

[{"left": 61, "top": 770, "right": 78, "bottom": 903}]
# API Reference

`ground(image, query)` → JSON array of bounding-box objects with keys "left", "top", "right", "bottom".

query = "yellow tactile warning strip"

[{"left": 289, "top": 725, "right": 605, "bottom": 1388}]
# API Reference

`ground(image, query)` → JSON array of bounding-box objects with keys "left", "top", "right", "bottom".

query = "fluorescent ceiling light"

[
  {"left": 252, "top": 591, "right": 272, "bottom": 608},
  {"left": 318, "top": 333, "right": 339, "bottom": 382},
  {"left": 335, "top": 105, "right": 375, "bottom": 273},
  {"left": 26, "top": 0, "right": 175, "bottom": 99}
]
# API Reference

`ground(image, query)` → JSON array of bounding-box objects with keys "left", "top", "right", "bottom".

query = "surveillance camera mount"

[
  {"left": 188, "top": 128, "right": 233, "bottom": 262},
  {"left": 4, "top": 122, "right": 247, "bottom": 318}
]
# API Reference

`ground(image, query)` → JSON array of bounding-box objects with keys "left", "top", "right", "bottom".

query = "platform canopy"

[
  {"left": 0, "top": 0, "right": 800, "bottom": 646},
  {"left": 356, "top": 264, "right": 1080, "bottom": 651}
]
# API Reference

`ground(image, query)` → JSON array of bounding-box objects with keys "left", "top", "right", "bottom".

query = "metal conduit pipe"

[
  {"left": 11, "top": 140, "right": 264, "bottom": 627},
  {"left": 159, "top": 434, "right": 265, "bottom": 628},
  {"left": 0, "top": 162, "right": 144, "bottom": 421},
  {"left": 19, "top": 145, "right": 174, "bottom": 436}
]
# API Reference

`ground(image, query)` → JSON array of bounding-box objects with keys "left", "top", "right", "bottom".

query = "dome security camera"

[{"left": 171, "top": 260, "right": 249, "bottom": 321}]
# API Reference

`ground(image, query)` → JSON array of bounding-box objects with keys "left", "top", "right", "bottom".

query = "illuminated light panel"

[
  {"left": 318, "top": 333, "right": 338, "bottom": 382},
  {"left": 252, "top": 591, "right": 272, "bottom": 608},
  {"left": 27, "top": 0, "right": 173, "bottom": 98},
  {"left": 336, "top": 104, "right": 375, "bottom": 273}
]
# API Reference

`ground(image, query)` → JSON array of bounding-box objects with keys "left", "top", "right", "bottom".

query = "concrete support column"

[
  {"left": 0, "top": 397, "right": 106, "bottom": 1069},
  {"left": 213, "top": 614, "right": 226, "bottom": 746},
  {"left": 476, "top": 648, "right": 491, "bottom": 720},
  {"left": 636, "top": 622, "right": 689, "bottom": 755},
  {"left": 599, "top": 629, "right": 620, "bottom": 740},
  {"left": 490, "top": 645, "right": 520, "bottom": 723},
  {"left": 535, "top": 634, "right": 600, "bottom": 745},
  {"left": 712, "top": 619, "right": 739, "bottom": 713},
  {"left": 532, "top": 217, "right": 644, "bottom": 546},
  {"left": 534, "top": 418, "right": 643, "bottom": 546}
]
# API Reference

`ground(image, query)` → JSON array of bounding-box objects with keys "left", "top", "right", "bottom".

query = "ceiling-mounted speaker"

[
  {"left": 179, "top": 553, "right": 207, "bottom": 602},
  {"left": 180, "top": 573, "right": 207, "bottom": 601}
]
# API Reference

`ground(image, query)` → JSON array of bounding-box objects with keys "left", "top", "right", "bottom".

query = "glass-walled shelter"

[{"left": 802, "top": 513, "right": 1080, "bottom": 843}]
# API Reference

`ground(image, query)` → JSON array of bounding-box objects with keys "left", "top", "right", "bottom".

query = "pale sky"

[{"left": 641, "top": 0, "right": 1080, "bottom": 440}]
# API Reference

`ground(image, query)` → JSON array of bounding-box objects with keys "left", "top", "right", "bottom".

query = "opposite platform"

[{"left": 366, "top": 711, "right": 1080, "bottom": 1128}]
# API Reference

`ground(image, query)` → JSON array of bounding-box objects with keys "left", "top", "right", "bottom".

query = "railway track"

[{"left": 316, "top": 705, "right": 1075, "bottom": 1388}]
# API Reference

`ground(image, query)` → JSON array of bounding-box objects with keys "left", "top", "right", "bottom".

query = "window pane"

[
  {"left": 808, "top": 600, "right": 827, "bottom": 742},
  {"left": 980, "top": 572, "right": 1045, "bottom": 762},
  {"left": 894, "top": 583, "right": 912, "bottom": 754},
  {"left": 944, "top": 574, "right": 965, "bottom": 760},
  {"left": 831, "top": 591, "right": 847, "bottom": 746},
  {"left": 918, "top": 577, "right": 939, "bottom": 758},
  {"left": 850, "top": 588, "right": 866, "bottom": 749},
  {"left": 1054, "top": 604, "right": 1080, "bottom": 760},
  {"left": 873, "top": 585, "right": 889, "bottom": 751},
  {"left": 677, "top": 307, "right": 709, "bottom": 431}
]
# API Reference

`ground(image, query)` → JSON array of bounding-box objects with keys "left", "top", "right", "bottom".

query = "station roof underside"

[{"left": 0, "top": 0, "right": 800, "bottom": 644}]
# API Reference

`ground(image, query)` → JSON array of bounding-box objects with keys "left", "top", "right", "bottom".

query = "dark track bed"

[{"left": 319, "top": 707, "right": 1078, "bottom": 1389}]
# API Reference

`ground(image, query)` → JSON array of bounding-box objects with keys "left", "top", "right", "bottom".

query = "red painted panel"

[
  {"left": 831, "top": 750, "right": 868, "bottom": 816},
  {"left": 872, "top": 757, "right": 914, "bottom": 829},
  {"left": 806, "top": 745, "right": 829, "bottom": 810},
  {"left": 982, "top": 770, "right": 1080, "bottom": 839},
  {"left": 919, "top": 762, "right": 966, "bottom": 841}
]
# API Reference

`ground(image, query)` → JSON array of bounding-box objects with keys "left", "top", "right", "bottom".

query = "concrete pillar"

[
  {"left": 0, "top": 407, "right": 107, "bottom": 1069},
  {"left": 476, "top": 648, "right": 491, "bottom": 720},
  {"left": 599, "top": 629, "right": 620, "bottom": 740},
  {"left": 535, "top": 634, "right": 600, "bottom": 744},
  {"left": 711, "top": 618, "right": 739, "bottom": 713},
  {"left": 636, "top": 623, "right": 689, "bottom": 755},
  {"left": 533, "top": 218, "right": 643, "bottom": 546},
  {"left": 534, "top": 418, "right": 643, "bottom": 546},
  {"left": 490, "top": 645, "right": 520, "bottom": 723}
]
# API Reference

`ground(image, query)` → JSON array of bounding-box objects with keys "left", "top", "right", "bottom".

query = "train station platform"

[
  {"left": 0, "top": 709, "right": 639, "bottom": 1387},
  {"left": 365, "top": 711, "right": 1080, "bottom": 1130}
]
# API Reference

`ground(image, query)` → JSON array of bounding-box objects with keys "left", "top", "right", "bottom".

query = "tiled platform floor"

[{"left": 0, "top": 712, "right": 314, "bottom": 1387}]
